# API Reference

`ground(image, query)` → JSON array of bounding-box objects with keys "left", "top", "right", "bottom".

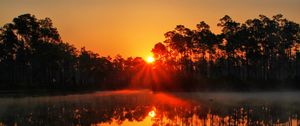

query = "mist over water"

[{"left": 0, "top": 90, "right": 299, "bottom": 126}]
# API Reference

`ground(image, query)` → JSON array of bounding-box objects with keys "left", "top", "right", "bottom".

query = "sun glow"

[{"left": 146, "top": 56, "right": 155, "bottom": 63}]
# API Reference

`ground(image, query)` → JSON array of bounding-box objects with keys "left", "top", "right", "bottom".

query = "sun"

[{"left": 146, "top": 56, "right": 155, "bottom": 63}]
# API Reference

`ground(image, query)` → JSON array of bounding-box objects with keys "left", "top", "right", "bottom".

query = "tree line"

[
  {"left": 152, "top": 14, "right": 300, "bottom": 91},
  {"left": 1, "top": 14, "right": 300, "bottom": 91},
  {"left": 0, "top": 14, "right": 148, "bottom": 90}
]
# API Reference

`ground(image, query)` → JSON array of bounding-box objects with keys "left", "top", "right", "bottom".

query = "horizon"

[
  {"left": 1, "top": 0, "right": 300, "bottom": 59},
  {"left": 1, "top": 1, "right": 300, "bottom": 125}
]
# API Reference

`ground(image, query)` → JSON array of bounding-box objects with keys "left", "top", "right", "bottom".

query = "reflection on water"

[
  {"left": 0, "top": 90, "right": 299, "bottom": 126},
  {"left": 148, "top": 108, "right": 156, "bottom": 118}
]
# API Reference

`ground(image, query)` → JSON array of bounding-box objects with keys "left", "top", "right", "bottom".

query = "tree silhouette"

[
  {"left": 152, "top": 14, "right": 300, "bottom": 91},
  {"left": 0, "top": 13, "right": 300, "bottom": 91}
]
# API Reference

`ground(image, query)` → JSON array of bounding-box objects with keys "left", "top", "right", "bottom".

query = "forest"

[{"left": 0, "top": 14, "right": 300, "bottom": 91}]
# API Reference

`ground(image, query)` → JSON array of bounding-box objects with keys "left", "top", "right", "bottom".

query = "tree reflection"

[{"left": 0, "top": 95, "right": 299, "bottom": 126}]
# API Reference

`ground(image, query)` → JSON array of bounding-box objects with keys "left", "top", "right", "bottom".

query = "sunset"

[
  {"left": 146, "top": 56, "right": 155, "bottom": 63},
  {"left": 1, "top": 0, "right": 300, "bottom": 126},
  {"left": 1, "top": 0, "right": 300, "bottom": 58}
]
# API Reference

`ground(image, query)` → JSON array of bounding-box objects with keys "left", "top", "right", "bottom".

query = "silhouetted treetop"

[
  {"left": 152, "top": 14, "right": 300, "bottom": 90},
  {"left": 1, "top": 13, "right": 300, "bottom": 91}
]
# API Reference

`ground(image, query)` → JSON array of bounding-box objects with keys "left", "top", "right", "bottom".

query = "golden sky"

[{"left": 1, "top": 0, "right": 300, "bottom": 58}]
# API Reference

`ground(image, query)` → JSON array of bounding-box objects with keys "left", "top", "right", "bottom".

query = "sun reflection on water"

[
  {"left": 148, "top": 108, "right": 156, "bottom": 118},
  {"left": 0, "top": 91, "right": 300, "bottom": 126}
]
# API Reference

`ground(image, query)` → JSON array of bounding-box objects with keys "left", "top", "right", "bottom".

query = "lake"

[{"left": 0, "top": 90, "right": 299, "bottom": 126}]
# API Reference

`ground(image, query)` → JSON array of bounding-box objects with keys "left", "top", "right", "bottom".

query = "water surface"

[{"left": 0, "top": 90, "right": 299, "bottom": 126}]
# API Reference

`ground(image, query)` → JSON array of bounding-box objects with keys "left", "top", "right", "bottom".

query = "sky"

[{"left": 1, "top": 0, "right": 300, "bottom": 59}]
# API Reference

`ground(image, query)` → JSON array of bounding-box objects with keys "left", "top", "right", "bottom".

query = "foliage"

[
  {"left": 1, "top": 14, "right": 300, "bottom": 91},
  {"left": 152, "top": 14, "right": 300, "bottom": 91}
]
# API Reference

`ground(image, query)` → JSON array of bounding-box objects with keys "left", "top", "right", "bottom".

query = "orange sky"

[{"left": 1, "top": 0, "right": 300, "bottom": 59}]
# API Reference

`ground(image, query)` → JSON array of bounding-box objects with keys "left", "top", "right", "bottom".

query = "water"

[{"left": 0, "top": 90, "right": 299, "bottom": 126}]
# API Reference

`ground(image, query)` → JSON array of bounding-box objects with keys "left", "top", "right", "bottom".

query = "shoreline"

[{"left": 1, "top": 88, "right": 300, "bottom": 97}]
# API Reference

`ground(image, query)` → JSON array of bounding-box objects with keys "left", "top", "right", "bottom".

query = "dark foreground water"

[{"left": 0, "top": 90, "right": 299, "bottom": 126}]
